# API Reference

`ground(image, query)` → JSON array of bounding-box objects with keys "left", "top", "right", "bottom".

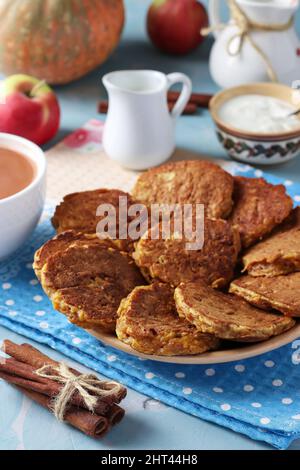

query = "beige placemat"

[
  {"left": 46, "top": 121, "right": 136, "bottom": 203},
  {"left": 45, "top": 119, "right": 228, "bottom": 204}
]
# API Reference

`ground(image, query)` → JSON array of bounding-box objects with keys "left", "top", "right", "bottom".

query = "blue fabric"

[{"left": 1, "top": 162, "right": 300, "bottom": 450}]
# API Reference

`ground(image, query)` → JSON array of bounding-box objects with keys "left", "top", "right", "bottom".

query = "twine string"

[
  {"left": 35, "top": 363, "right": 122, "bottom": 421},
  {"left": 202, "top": 0, "right": 294, "bottom": 82}
]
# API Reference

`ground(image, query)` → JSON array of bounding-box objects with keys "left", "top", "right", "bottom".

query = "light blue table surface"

[{"left": 1, "top": 0, "right": 300, "bottom": 451}]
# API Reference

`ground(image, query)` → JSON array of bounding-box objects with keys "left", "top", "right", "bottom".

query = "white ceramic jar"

[{"left": 208, "top": 0, "right": 300, "bottom": 88}]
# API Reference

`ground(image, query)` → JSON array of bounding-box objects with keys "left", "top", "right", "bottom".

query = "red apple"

[
  {"left": 147, "top": 0, "right": 208, "bottom": 55},
  {"left": 0, "top": 74, "right": 60, "bottom": 145}
]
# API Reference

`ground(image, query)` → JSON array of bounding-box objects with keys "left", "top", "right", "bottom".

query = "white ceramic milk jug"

[
  {"left": 102, "top": 70, "right": 192, "bottom": 170},
  {"left": 207, "top": 0, "right": 300, "bottom": 88}
]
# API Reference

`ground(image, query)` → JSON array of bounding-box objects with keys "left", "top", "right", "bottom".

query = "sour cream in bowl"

[{"left": 210, "top": 83, "right": 300, "bottom": 165}]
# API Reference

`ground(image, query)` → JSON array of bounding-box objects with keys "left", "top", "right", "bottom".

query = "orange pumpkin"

[{"left": 0, "top": 0, "right": 125, "bottom": 84}]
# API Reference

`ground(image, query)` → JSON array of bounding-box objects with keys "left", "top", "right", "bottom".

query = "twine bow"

[
  {"left": 35, "top": 363, "right": 122, "bottom": 421},
  {"left": 202, "top": 0, "right": 294, "bottom": 82}
]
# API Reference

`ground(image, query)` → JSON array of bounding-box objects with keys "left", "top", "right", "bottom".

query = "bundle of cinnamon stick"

[
  {"left": 0, "top": 340, "right": 127, "bottom": 438},
  {"left": 98, "top": 91, "right": 213, "bottom": 116}
]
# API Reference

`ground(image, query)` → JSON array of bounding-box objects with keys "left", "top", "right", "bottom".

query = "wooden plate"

[{"left": 87, "top": 323, "right": 300, "bottom": 365}]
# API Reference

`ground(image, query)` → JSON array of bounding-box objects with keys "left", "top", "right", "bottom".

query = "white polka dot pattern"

[
  {"left": 264, "top": 360, "right": 275, "bottom": 368},
  {"left": 8, "top": 311, "right": 17, "bottom": 317},
  {"left": 235, "top": 365, "right": 245, "bottom": 372},
  {"left": 2, "top": 283, "right": 11, "bottom": 290},
  {"left": 145, "top": 372, "right": 155, "bottom": 380},
  {"left": 107, "top": 355, "right": 117, "bottom": 362},
  {"left": 260, "top": 418, "right": 271, "bottom": 425},
  {"left": 221, "top": 404, "right": 231, "bottom": 411},
  {"left": 72, "top": 338, "right": 82, "bottom": 345},
  {"left": 205, "top": 368, "right": 215, "bottom": 377},
  {"left": 282, "top": 398, "right": 293, "bottom": 405},
  {"left": 35, "top": 310, "right": 45, "bottom": 317},
  {"left": 175, "top": 372, "right": 185, "bottom": 379}
]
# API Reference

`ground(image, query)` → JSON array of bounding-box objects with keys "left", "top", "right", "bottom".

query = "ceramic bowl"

[
  {"left": 210, "top": 83, "right": 300, "bottom": 165},
  {"left": 0, "top": 133, "right": 46, "bottom": 260},
  {"left": 87, "top": 322, "right": 300, "bottom": 364}
]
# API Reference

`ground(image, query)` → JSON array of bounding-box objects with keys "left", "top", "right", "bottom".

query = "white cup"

[
  {"left": 0, "top": 133, "right": 46, "bottom": 260},
  {"left": 102, "top": 70, "right": 192, "bottom": 170}
]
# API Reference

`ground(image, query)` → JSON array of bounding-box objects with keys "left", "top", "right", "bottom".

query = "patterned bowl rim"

[{"left": 210, "top": 83, "right": 300, "bottom": 142}]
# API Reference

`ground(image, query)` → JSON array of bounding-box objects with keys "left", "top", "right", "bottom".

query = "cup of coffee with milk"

[{"left": 0, "top": 133, "right": 46, "bottom": 260}]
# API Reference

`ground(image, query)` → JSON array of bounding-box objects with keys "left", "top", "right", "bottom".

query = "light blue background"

[{"left": 1, "top": 0, "right": 300, "bottom": 450}]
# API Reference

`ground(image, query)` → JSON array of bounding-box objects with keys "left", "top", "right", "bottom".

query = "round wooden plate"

[{"left": 87, "top": 322, "right": 300, "bottom": 365}]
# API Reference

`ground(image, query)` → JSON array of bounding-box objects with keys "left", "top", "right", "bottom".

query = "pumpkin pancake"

[
  {"left": 133, "top": 217, "right": 241, "bottom": 288},
  {"left": 52, "top": 189, "right": 141, "bottom": 253},
  {"left": 33, "top": 231, "right": 114, "bottom": 280},
  {"left": 230, "top": 273, "right": 300, "bottom": 317},
  {"left": 175, "top": 281, "right": 295, "bottom": 342},
  {"left": 116, "top": 282, "right": 220, "bottom": 356},
  {"left": 229, "top": 177, "right": 293, "bottom": 248},
  {"left": 132, "top": 160, "right": 234, "bottom": 219},
  {"left": 40, "top": 242, "right": 145, "bottom": 331},
  {"left": 242, "top": 207, "right": 300, "bottom": 276},
  {"left": 52, "top": 285, "right": 125, "bottom": 332}
]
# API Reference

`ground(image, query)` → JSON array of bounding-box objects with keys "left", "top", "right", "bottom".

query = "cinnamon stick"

[
  {"left": 0, "top": 357, "right": 51, "bottom": 384},
  {"left": 1, "top": 370, "right": 124, "bottom": 427},
  {"left": 2, "top": 340, "right": 56, "bottom": 369},
  {"left": 98, "top": 100, "right": 197, "bottom": 115},
  {"left": 0, "top": 366, "right": 111, "bottom": 416},
  {"left": 1, "top": 340, "right": 127, "bottom": 404},
  {"left": 16, "top": 385, "right": 110, "bottom": 438},
  {"left": 167, "top": 91, "right": 213, "bottom": 108},
  {"left": 0, "top": 341, "right": 127, "bottom": 438},
  {"left": 108, "top": 404, "right": 125, "bottom": 426}
]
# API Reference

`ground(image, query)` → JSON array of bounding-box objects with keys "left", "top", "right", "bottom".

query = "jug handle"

[
  {"left": 208, "top": 0, "right": 222, "bottom": 39},
  {"left": 167, "top": 73, "right": 192, "bottom": 120}
]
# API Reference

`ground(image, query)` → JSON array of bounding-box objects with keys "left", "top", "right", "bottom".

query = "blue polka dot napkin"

[{"left": 1, "top": 163, "right": 300, "bottom": 450}]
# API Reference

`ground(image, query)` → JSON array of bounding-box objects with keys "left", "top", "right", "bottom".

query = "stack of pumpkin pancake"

[{"left": 34, "top": 160, "right": 299, "bottom": 356}]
